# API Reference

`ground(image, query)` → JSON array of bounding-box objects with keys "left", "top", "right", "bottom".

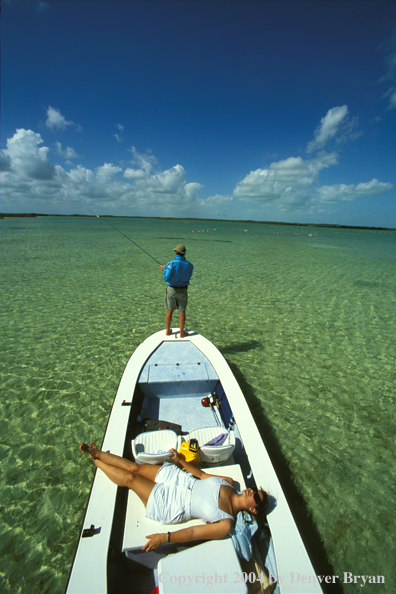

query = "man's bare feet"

[
  {"left": 79, "top": 442, "right": 99, "bottom": 460},
  {"left": 179, "top": 331, "right": 189, "bottom": 338},
  {"left": 165, "top": 329, "right": 173, "bottom": 336}
]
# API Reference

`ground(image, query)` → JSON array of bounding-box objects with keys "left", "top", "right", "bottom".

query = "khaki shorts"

[{"left": 164, "top": 286, "right": 188, "bottom": 312}]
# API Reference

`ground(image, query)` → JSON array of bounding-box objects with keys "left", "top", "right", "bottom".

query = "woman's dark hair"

[{"left": 255, "top": 487, "right": 269, "bottom": 519}]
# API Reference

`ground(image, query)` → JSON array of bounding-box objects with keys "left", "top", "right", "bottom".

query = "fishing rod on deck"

[{"left": 81, "top": 206, "right": 162, "bottom": 265}]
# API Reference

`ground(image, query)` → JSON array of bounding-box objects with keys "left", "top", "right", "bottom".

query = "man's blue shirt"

[{"left": 164, "top": 255, "right": 194, "bottom": 287}]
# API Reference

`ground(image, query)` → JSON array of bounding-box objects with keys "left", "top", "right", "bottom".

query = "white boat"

[{"left": 66, "top": 330, "right": 323, "bottom": 594}]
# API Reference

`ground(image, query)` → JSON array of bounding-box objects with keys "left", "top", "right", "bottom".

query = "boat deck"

[{"left": 139, "top": 394, "right": 221, "bottom": 434}]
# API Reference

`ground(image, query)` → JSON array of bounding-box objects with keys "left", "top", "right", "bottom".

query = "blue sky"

[{"left": 2, "top": 0, "right": 396, "bottom": 227}]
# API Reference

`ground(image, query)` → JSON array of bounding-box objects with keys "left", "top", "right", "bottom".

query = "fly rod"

[{"left": 81, "top": 206, "right": 161, "bottom": 265}]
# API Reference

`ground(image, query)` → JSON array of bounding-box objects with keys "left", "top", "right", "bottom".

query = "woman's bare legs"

[
  {"left": 79, "top": 443, "right": 162, "bottom": 506},
  {"left": 94, "top": 459, "right": 155, "bottom": 506},
  {"left": 79, "top": 443, "right": 161, "bottom": 481}
]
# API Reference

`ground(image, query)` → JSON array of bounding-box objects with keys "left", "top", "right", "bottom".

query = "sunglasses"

[{"left": 252, "top": 487, "right": 262, "bottom": 506}]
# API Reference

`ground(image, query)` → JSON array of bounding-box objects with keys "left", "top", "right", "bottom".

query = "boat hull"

[{"left": 66, "top": 330, "right": 322, "bottom": 594}]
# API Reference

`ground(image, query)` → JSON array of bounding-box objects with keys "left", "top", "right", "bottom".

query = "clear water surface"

[{"left": 0, "top": 216, "right": 395, "bottom": 593}]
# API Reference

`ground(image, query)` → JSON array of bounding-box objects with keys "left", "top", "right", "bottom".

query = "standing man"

[{"left": 160, "top": 244, "right": 194, "bottom": 337}]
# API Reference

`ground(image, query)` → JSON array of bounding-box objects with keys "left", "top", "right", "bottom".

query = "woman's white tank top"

[{"left": 190, "top": 476, "right": 234, "bottom": 523}]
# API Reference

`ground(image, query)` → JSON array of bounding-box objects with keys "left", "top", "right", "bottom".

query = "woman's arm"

[
  {"left": 143, "top": 518, "right": 234, "bottom": 551},
  {"left": 168, "top": 449, "right": 235, "bottom": 486},
  {"left": 168, "top": 449, "right": 206, "bottom": 479}
]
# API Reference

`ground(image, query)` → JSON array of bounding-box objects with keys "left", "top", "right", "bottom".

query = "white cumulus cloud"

[
  {"left": 54, "top": 141, "right": 80, "bottom": 160},
  {"left": 1, "top": 130, "right": 204, "bottom": 214},
  {"left": 317, "top": 180, "right": 394, "bottom": 203},
  {"left": 123, "top": 167, "right": 146, "bottom": 180},
  {"left": 130, "top": 164, "right": 203, "bottom": 205},
  {"left": 127, "top": 145, "right": 157, "bottom": 175},
  {"left": 56, "top": 163, "right": 128, "bottom": 203},
  {"left": 3, "top": 129, "right": 56, "bottom": 180},
  {"left": 307, "top": 105, "right": 356, "bottom": 153},
  {"left": 233, "top": 153, "right": 338, "bottom": 209},
  {"left": 227, "top": 103, "right": 393, "bottom": 213},
  {"left": 45, "top": 106, "right": 79, "bottom": 131},
  {"left": 231, "top": 148, "right": 393, "bottom": 212},
  {"left": 2, "top": 106, "right": 393, "bottom": 220},
  {"left": 202, "top": 194, "right": 234, "bottom": 210}
]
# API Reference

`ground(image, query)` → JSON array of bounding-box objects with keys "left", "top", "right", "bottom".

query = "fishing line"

[{"left": 80, "top": 206, "right": 162, "bottom": 265}]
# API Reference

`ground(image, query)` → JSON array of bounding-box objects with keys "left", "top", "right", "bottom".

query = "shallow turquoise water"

[{"left": 0, "top": 216, "right": 395, "bottom": 593}]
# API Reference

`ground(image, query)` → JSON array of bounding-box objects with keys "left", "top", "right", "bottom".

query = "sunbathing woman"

[{"left": 80, "top": 443, "right": 268, "bottom": 552}]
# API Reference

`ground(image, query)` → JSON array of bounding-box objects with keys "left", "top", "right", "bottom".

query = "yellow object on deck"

[{"left": 179, "top": 439, "right": 201, "bottom": 467}]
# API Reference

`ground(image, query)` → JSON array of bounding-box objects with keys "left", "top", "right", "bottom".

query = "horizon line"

[{"left": 0, "top": 212, "right": 395, "bottom": 232}]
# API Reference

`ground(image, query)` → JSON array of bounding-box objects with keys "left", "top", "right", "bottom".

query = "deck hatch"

[{"left": 148, "top": 363, "right": 209, "bottom": 383}]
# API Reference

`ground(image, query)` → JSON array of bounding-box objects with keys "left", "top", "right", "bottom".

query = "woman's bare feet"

[{"left": 79, "top": 442, "right": 99, "bottom": 460}]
